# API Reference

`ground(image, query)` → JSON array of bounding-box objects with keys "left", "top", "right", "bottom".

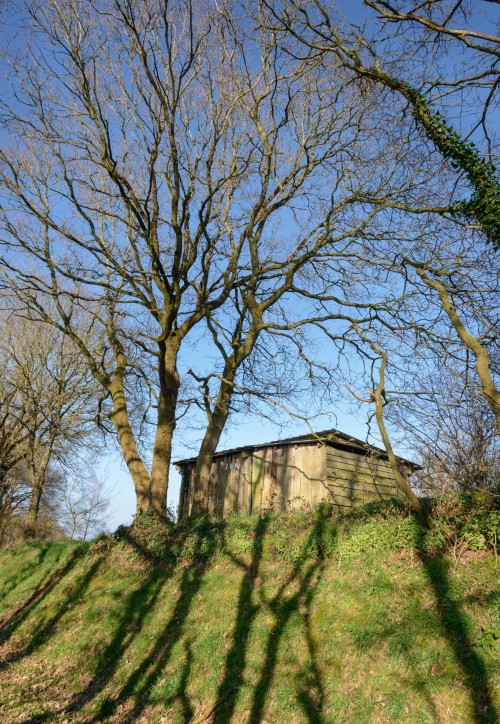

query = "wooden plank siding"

[
  {"left": 177, "top": 438, "right": 406, "bottom": 520},
  {"left": 325, "top": 445, "right": 399, "bottom": 508},
  {"left": 250, "top": 443, "right": 327, "bottom": 512}
]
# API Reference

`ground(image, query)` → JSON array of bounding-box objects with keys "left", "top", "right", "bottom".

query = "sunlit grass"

[{"left": 0, "top": 501, "right": 498, "bottom": 722}]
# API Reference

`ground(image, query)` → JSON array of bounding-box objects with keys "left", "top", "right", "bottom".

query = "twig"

[{"left": 192, "top": 686, "right": 238, "bottom": 723}]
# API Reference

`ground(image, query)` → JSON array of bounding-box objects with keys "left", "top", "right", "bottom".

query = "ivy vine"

[{"left": 406, "top": 87, "right": 500, "bottom": 250}]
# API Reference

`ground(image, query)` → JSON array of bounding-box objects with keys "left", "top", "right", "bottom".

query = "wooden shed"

[{"left": 175, "top": 429, "right": 417, "bottom": 520}]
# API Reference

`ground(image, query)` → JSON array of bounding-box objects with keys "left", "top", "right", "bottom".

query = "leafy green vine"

[{"left": 407, "top": 88, "right": 500, "bottom": 249}]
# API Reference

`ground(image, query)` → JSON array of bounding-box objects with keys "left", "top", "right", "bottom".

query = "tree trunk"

[
  {"left": 24, "top": 432, "right": 53, "bottom": 539},
  {"left": 0, "top": 468, "right": 13, "bottom": 546},
  {"left": 149, "top": 342, "right": 180, "bottom": 518},
  {"left": 416, "top": 269, "right": 500, "bottom": 434},
  {"left": 191, "top": 322, "right": 263, "bottom": 516},
  {"left": 191, "top": 366, "right": 237, "bottom": 516},
  {"left": 371, "top": 352, "right": 432, "bottom": 528},
  {"left": 24, "top": 479, "right": 44, "bottom": 539},
  {"left": 109, "top": 379, "right": 152, "bottom": 514}
]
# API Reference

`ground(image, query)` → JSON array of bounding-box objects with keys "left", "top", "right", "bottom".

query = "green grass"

[{"left": 0, "top": 500, "right": 498, "bottom": 723}]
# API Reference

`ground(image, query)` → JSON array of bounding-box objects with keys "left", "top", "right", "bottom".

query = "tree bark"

[
  {"left": 191, "top": 366, "right": 237, "bottom": 516},
  {"left": 371, "top": 351, "right": 432, "bottom": 528},
  {"left": 24, "top": 432, "right": 53, "bottom": 538},
  {"left": 149, "top": 342, "right": 180, "bottom": 518},
  {"left": 416, "top": 269, "right": 500, "bottom": 433},
  {"left": 109, "top": 379, "right": 152, "bottom": 513},
  {"left": 24, "top": 480, "right": 44, "bottom": 539},
  {"left": 191, "top": 320, "right": 262, "bottom": 516}
]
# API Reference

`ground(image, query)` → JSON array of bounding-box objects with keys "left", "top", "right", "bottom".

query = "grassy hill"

[{"left": 0, "top": 499, "right": 498, "bottom": 723}]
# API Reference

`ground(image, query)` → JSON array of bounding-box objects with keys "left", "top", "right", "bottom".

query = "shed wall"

[
  {"left": 178, "top": 441, "right": 403, "bottom": 520},
  {"left": 325, "top": 446, "right": 399, "bottom": 508},
  {"left": 252, "top": 443, "right": 326, "bottom": 512}
]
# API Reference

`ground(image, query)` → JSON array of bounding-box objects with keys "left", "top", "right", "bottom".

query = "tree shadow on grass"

[
  {"left": 349, "top": 589, "right": 444, "bottom": 721},
  {"left": 0, "top": 543, "right": 52, "bottom": 606},
  {"left": 0, "top": 545, "right": 86, "bottom": 646},
  {"left": 295, "top": 552, "right": 327, "bottom": 724},
  {"left": 60, "top": 535, "right": 176, "bottom": 719},
  {"left": 209, "top": 511, "right": 332, "bottom": 724},
  {"left": 176, "top": 638, "right": 194, "bottom": 723},
  {"left": 247, "top": 513, "right": 332, "bottom": 724},
  {"left": 353, "top": 522, "right": 498, "bottom": 723},
  {"left": 212, "top": 515, "right": 269, "bottom": 724},
  {"left": 64, "top": 523, "right": 217, "bottom": 722},
  {"left": 1, "top": 552, "right": 105, "bottom": 668},
  {"left": 417, "top": 533, "right": 498, "bottom": 724}
]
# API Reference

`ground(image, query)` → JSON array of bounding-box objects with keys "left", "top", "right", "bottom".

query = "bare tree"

[
  {"left": 0, "top": 304, "right": 99, "bottom": 537},
  {"left": 1, "top": 456, "right": 115, "bottom": 548},
  {"left": 3, "top": 0, "right": 495, "bottom": 529},
  {"left": 367, "top": 346, "right": 432, "bottom": 526},
  {"left": 258, "top": 1, "right": 500, "bottom": 434},
  {"left": 0, "top": 376, "right": 29, "bottom": 500},
  {"left": 264, "top": 0, "right": 500, "bottom": 246},
  {"left": 0, "top": 0, "right": 409, "bottom": 518},
  {"left": 0, "top": 466, "right": 30, "bottom": 546},
  {"left": 62, "top": 474, "right": 111, "bottom": 541},
  {"left": 414, "top": 395, "right": 499, "bottom": 497},
  {"left": 274, "top": 199, "right": 500, "bottom": 518},
  {"left": 406, "top": 261, "right": 500, "bottom": 431}
]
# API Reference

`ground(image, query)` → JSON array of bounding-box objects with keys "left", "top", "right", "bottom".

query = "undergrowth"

[{"left": 106, "top": 494, "right": 499, "bottom": 566}]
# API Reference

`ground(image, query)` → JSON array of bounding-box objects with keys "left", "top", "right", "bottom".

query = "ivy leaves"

[{"left": 408, "top": 89, "right": 500, "bottom": 250}]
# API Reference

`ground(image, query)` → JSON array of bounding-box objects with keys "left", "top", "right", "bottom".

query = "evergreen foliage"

[{"left": 407, "top": 87, "right": 500, "bottom": 249}]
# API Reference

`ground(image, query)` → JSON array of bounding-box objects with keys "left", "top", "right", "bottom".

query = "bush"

[
  {"left": 114, "top": 509, "right": 175, "bottom": 562},
  {"left": 109, "top": 494, "right": 498, "bottom": 568},
  {"left": 424, "top": 492, "right": 499, "bottom": 556}
]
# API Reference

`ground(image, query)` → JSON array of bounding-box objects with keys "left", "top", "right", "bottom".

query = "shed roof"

[{"left": 174, "top": 428, "right": 419, "bottom": 469}]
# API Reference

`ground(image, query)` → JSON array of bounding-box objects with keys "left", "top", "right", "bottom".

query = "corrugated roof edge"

[{"left": 173, "top": 428, "right": 421, "bottom": 470}]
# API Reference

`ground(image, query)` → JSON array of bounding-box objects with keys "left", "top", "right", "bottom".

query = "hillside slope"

[{"left": 0, "top": 501, "right": 498, "bottom": 723}]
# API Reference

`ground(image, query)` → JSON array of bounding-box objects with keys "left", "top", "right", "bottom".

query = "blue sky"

[
  {"left": 1, "top": 0, "right": 498, "bottom": 531},
  {"left": 0, "top": 0, "right": 390, "bottom": 531}
]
